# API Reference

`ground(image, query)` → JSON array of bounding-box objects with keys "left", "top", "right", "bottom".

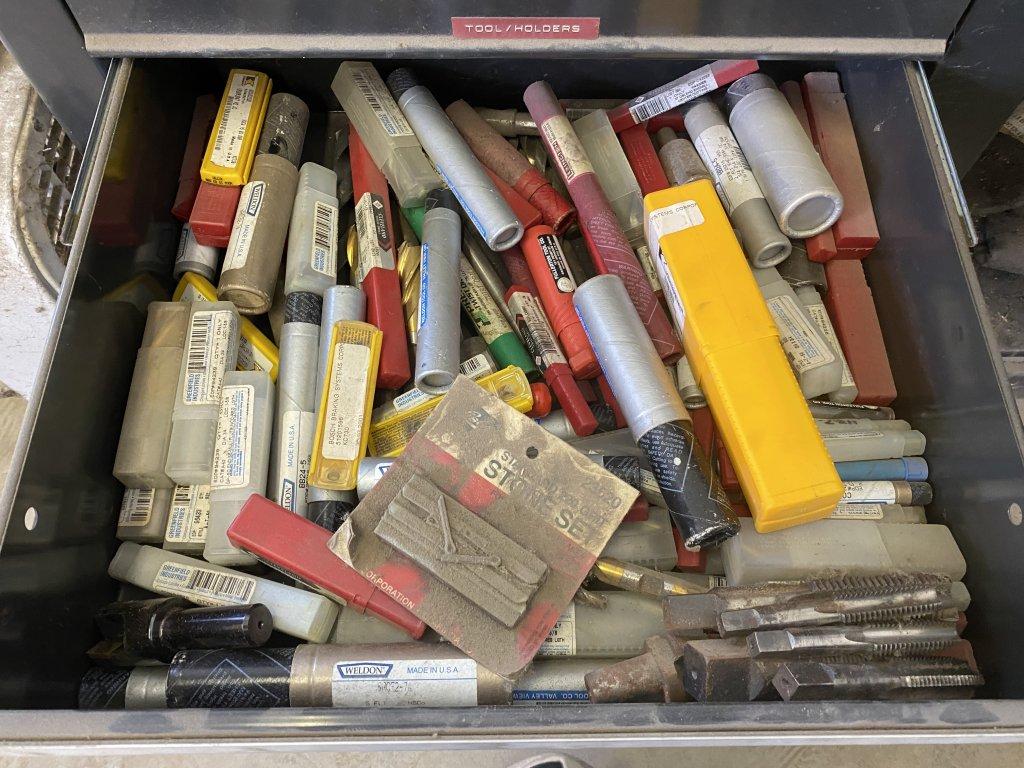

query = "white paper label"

[
  {"left": 323, "top": 342, "right": 370, "bottom": 461},
  {"left": 537, "top": 234, "right": 576, "bottom": 292},
  {"left": 806, "top": 302, "right": 856, "bottom": 389},
  {"left": 277, "top": 410, "right": 315, "bottom": 512},
  {"left": 211, "top": 72, "right": 259, "bottom": 168},
  {"left": 459, "top": 259, "right": 513, "bottom": 343},
  {"left": 349, "top": 64, "right": 414, "bottom": 137},
  {"left": 1000, "top": 101, "right": 1024, "bottom": 144},
  {"left": 538, "top": 602, "right": 577, "bottom": 657},
  {"left": 331, "top": 658, "right": 478, "bottom": 707},
  {"left": 508, "top": 290, "right": 567, "bottom": 369},
  {"left": 153, "top": 561, "right": 256, "bottom": 606},
  {"left": 165, "top": 485, "right": 211, "bottom": 544},
  {"left": 311, "top": 200, "right": 339, "bottom": 277},
  {"left": 182, "top": 310, "right": 235, "bottom": 405},
  {"left": 118, "top": 488, "right": 154, "bottom": 527},
  {"left": 766, "top": 294, "right": 836, "bottom": 373},
  {"left": 635, "top": 243, "right": 662, "bottom": 291},
  {"left": 627, "top": 65, "right": 718, "bottom": 123},
  {"left": 391, "top": 354, "right": 495, "bottom": 413},
  {"left": 211, "top": 384, "right": 255, "bottom": 489},
  {"left": 824, "top": 430, "right": 885, "bottom": 441},
  {"left": 830, "top": 503, "right": 885, "bottom": 520},
  {"left": 693, "top": 123, "right": 763, "bottom": 212},
  {"left": 354, "top": 192, "right": 396, "bottom": 283},
  {"left": 646, "top": 201, "right": 703, "bottom": 334},
  {"left": 842, "top": 481, "right": 897, "bottom": 504},
  {"left": 223, "top": 181, "right": 265, "bottom": 273},
  {"left": 542, "top": 115, "right": 594, "bottom": 182}
]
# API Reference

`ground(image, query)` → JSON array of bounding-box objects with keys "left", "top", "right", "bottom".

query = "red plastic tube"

[
  {"left": 523, "top": 81, "right": 682, "bottom": 362},
  {"left": 802, "top": 72, "right": 880, "bottom": 259},
  {"left": 645, "top": 111, "right": 684, "bottom": 133},
  {"left": 520, "top": 224, "right": 600, "bottom": 378},
  {"left": 228, "top": 494, "right": 426, "bottom": 638},
  {"left": 607, "top": 59, "right": 760, "bottom": 132},
  {"left": 824, "top": 259, "right": 897, "bottom": 405},
  {"left": 349, "top": 125, "right": 411, "bottom": 389},
  {"left": 485, "top": 167, "right": 542, "bottom": 229},
  {"left": 172, "top": 95, "right": 218, "bottom": 221},
  {"left": 445, "top": 99, "right": 576, "bottom": 234},
  {"left": 619, "top": 124, "right": 669, "bottom": 195},
  {"left": 499, "top": 244, "right": 538, "bottom": 295},
  {"left": 188, "top": 182, "right": 240, "bottom": 248},
  {"left": 505, "top": 285, "right": 597, "bottom": 437}
]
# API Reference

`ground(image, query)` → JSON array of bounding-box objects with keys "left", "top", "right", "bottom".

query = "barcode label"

[
  {"left": 211, "top": 384, "right": 255, "bottom": 489},
  {"left": 627, "top": 67, "right": 718, "bottom": 123},
  {"left": 183, "top": 310, "right": 236, "bottom": 405},
  {"left": 165, "top": 485, "right": 210, "bottom": 544},
  {"left": 766, "top": 294, "right": 836, "bottom": 374},
  {"left": 119, "top": 488, "right": 154, "bottom": 527},
  {"left": 310, "top": 200, "right": 339, "bottom": 277},
  {"left": 460, "top": 353, "right": 494, "bottom": 378},
  {"left": 354, "top": 192, "right": 395, "bottom": 284},
  {"left": 223, "top": 181, "right": 265, "bottom": 273},
  {"left": 211, "top": 72, "right": 259, "bottom": 168},
  {"left": 507, "top": 291, "right": 567, "bottom": 370},
  {"left": 349, "top": 64, "right": 414, "bottom": 137},
  {"left": 153, "top": 561, "right": 256, "bottom": 606}
]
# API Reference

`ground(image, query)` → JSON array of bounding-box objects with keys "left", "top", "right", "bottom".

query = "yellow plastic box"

[
  {"left": 200, "top": 69, "right": 272, "bottom": 186},
  {"left": 173, "top": 273, "right": 279, "bottom": 380},
  {"left": 644, "top": 180, "right": 842, "bottom": 532}
]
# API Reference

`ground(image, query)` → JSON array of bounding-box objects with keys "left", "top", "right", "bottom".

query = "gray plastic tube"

[
  {"left": 307, "top": 286, "right": 365, "bottom": 525},
  {"left": 174, "top": 224, "right": 220, "bottom": 282},
  {"left": 114, "top": 302, "right": 189, "bottom": 489},
  {"left": 725, "top": 74, "right": 843, "bottom": 238},
  {"left": 682, "top": 98, "right": 791, "bottom": 268},
  {"left": 386, "top": 69, "right": 522, "bottom": 251},
  {"left": 256, "top": 94, "right": 309, "bottom": 167},
  {"left": 574, "top": 275, "right": 737, "bottom": 549},
  {"left": 415, "top": 189, "right": 463, "bottom": 394},
  {"left": 165, "top": 301, "right": 241, "bottom": 486},
  {"left": 204, "top": 370, "right": 275, "bottom": 566},
  {"left": 269, "top": 293, "right": 322, "bottom": 518}
]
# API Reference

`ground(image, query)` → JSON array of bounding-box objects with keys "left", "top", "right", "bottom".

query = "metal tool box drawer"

[{"left": 1, "top": 54, "right": 1024, "bottom": 749}]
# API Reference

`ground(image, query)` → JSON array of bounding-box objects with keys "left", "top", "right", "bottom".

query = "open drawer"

[{"left": 2, "top": 55, "right": 1024, "bottom": 749}]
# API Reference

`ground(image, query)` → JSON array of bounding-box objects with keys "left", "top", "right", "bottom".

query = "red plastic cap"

[
  {"left": 189, "top": 182, "right": 241, "bottom": 247},
  {"left": 527, "top": 382, "right": 553, "bottom": 418},
  {"left": 519, "top": 173, "right": 576, "bottom": 234}
]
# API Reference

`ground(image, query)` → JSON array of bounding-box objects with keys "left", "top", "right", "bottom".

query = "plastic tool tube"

[
  {"left": 459, "top": 256, "right": 536, "bottom": 375},
  {"left": 836, "top": 458, "right": 929, "bottom": 482},
  {"left": 307, "top": 286, "right": 365, "bottom": 527},
  {"left": 619, "top": 123, "right": 669, "bottom": 196},
  {"left": 681, "top": 98, "right": 791, "bottom": 268},
  {"left": 524, "top": 81, "right": 682, "bottom": 362},
  {"left": 446, "top": 99, "right": 576, "bottom": 234},
  {"left": 386, "top": 69, "right": 523, "bottom": 251},
  {"left": 115, "top": 302, "right": 190, "bottom": 489},
  {"left": 165, "top": 301, "right": 241, "bottom": 486},
  {"left": 256, "top": 94, "right": 309, "bottom": 167},
  {"left": 269, "top": 292, "right": 321, "bottom": 518},
  {"left": 724, "top": 74, "right": 843, "bottom": 238},
  {"left": 415, "top": 189, "right": 463, "bottom": 394},
  {"left": 505, "top": 286, "right": 597, "bottom": 437},
  {"left": 205, "top": 370, "right": 275, "bottom": 566},
  {"left": 606, "top": 59, "right": 760, "bottom": 132},
  {"left": 173, "top": 224, "right": 220, "bottom": 283},
  {"left": 285, "top": 162, "right": 339, "bottom": 296},
  {"left": 218, "top": 154, "right": 299, "bottom": 314},
  {"left": 574, "top": 275, "right": 737, "bottom": 549},
  {"left": 349, "top": 125, "right": 411, "bottom": 389}
]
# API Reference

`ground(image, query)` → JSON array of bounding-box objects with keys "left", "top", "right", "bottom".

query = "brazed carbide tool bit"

[
  {"left": 773, "top": 658, "right": 984, "bottom": 701},
  {"left": 663, "top": 573, "right": 969, "bottom": 638},
  {"left": 584, "top": 635, "right": 688, "bottom": 703},
  {"left": 718, "top": 580, "right": 961, "bottom": 636},
  {"left": 747, "top": 622, "right": 961, "bottom": 659}
]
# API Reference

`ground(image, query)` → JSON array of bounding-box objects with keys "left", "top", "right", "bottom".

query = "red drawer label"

[{"left": 452, "top": 17, "right": 600, "bottom": 40}]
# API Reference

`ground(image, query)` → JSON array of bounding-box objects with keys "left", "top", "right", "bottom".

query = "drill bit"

[
  {"left": 773, "top": 658, "right": 983, "bottom": 701},
  {"left": 718, "top": 580, "right": 961, "bottom": 636},
  {"left": 747, "top": 621, "right": 961, "bottom": 659},
  {"left": 664, "top": 573, "right": 970, "bottom": 638},
  {"left": 592, "top": 557, "right": 709, "bottom": 599},
  {"left": 396, "top": 241, "right": 421, "bottom": 344}
]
